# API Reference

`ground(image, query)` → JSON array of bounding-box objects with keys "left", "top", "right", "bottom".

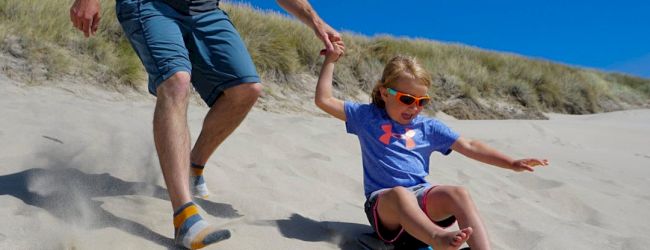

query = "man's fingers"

[
  {"left": 82, "top": 19, "right": 91, "bottom": 37},
  {"left": 328, "top": 32, "right": 342, "bottom": 42},
  {"left": 91, "top": 13, "right": 101, "bottom": 35},
  {"left": 70, "top": 9, "right": 81, "bottom": 30},
  {"left": 324, "top": 37, "right": 334, "bottom": 51},
  {"left": 69, "top": 0, "right": 101, "bottom": 37},
  {"left": 69, "top": 9, "right": 76, "bottom": 28},
  {"left": 318, "top": 30, "right": 334, "bottom": 51}
]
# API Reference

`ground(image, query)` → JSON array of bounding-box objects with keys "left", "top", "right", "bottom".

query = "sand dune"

[{"left": 1, "top": 78, "right": 649, "bottom": 249}]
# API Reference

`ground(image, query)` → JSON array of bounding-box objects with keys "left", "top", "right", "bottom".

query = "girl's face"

[{"left": 380, "top": 74, "right": 429, "bottom": 125}]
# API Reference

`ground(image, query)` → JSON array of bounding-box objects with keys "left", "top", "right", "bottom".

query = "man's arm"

[
  {"left": 70, "top": 0, "right": 101, "bottom": 37},
  {"left": 275, "top": 0, "right": 342, "bottom": 52}
]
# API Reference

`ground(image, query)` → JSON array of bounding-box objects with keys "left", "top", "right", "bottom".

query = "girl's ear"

[{"left": 379, "top": 87, "right": 388, "bottom": 99}]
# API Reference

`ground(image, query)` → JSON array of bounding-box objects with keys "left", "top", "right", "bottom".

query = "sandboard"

[
  {"left": 357, "top": 233, "right": 471, "bottom": 250},
  {"left": 357, "top": 233, "right": 395, "bottom": 250}
]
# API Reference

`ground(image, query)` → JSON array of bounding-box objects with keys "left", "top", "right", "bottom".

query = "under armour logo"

[{"left": 379, "top": 124, "right": 416, "bottom": 149}]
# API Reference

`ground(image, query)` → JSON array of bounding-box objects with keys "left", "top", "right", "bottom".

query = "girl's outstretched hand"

[{"left": 511, "top": 159, "right": 549, "bottom": 172}]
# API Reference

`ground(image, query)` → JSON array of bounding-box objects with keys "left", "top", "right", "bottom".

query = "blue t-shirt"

[{"left": 344, "top": 102, "right": 460, "bottom": 199}]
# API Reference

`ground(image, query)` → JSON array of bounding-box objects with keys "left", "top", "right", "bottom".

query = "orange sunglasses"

[{"left": 387, "top": 88, "right": 431, "bottom": 106}]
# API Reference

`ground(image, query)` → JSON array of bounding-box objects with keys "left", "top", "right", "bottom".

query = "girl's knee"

[
  {"left": 383, "top": 186, "right": 413, "bottom": 201},
  {"left": 445, "top": 186, "right": 472, "bottom": 204},
  {"left": 433, "top": 186, "right": 471, "bottom": 203}
]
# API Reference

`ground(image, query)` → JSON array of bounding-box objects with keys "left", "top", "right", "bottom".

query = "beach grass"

[{"left": 1, "top": 0, "right": 648, "bottom": 118}]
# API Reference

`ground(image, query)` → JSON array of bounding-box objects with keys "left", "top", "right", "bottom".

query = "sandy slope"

[{"left": 1, "top": 77, "right": 649, "bottom": 249}]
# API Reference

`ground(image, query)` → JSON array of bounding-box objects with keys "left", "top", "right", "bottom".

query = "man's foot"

[
  {"left": 174, "top": 202, "right": 230, "bottom": 249},
  {"left": 190, "top": 163, "right": 209, "bottom": 198},
  {"left": 431, "top": 227, "right": 473, "bottom": 250}
]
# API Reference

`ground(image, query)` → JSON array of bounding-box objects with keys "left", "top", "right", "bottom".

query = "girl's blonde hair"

[{"left": 371, "top": 55, "right": 432, "bottom": 108}]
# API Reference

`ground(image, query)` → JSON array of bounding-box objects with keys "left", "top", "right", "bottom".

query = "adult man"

[{"left": 69, "top": 0, "right": 343, "bottom": 248}]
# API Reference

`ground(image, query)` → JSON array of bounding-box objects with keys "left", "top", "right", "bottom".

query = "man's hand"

[
  {"left": 70, "top": 0, "right": 101, "bottom": 37},
  {"left": 314, "top": 21, "right": 342, "bottom": 53}
]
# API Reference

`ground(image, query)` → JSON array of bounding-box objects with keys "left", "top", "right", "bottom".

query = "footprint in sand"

[
  {"left": 634, "top": 153, "right": 650, "bottom": 159},
  {"left": 622, "top": 237, "right": 650, "bottom": 250},
  {"left": 529, "top": 124, "right": 570, "bottom": 147},
  {"left": 248, "top": 125, "right": 275, "bottom": 136},
  {"left": 243, "top": 163, "right": 258, "bottom": 169},
  {"left": 551, "top": 137, "right": 566, "bottom": 146},
  {"left": 286, "top": 116, "right": 309, "bottom": 124},
  {"left": 293, "top": 148, "right": 332, "bottom": 161},
  {"left": 500, "top": 220, "right": 545, "bottom": 249},
  {"left": 542, "top": 189, "right": 605, "bottom": 227},
  {"left": 641, "top": 195, "right": 650, "bottom": 202},
  {"left": 302, "top": 152, "right": 332, "bottom": 161},
  {"left": 597, "top": 178, "right": 623, "bottom": 191},
  {"left": 530, "top": 123, "right": 547, "bottom": 137},
  {"left": 562, "top": 200, "right": 605, "bottom": 227},
  {"left": 456, "top": 170, "right": 471, "bottom": 184},
  {"left": 507, "top": 174, "right": 563, "bottom": 190},
  {"left": 567, "top": 161, "right": 594, "bottom": 171}
]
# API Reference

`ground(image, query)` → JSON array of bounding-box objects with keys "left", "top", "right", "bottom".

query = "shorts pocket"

[{"left": 115, "top": 0, "right": 140, "bottom": 22}]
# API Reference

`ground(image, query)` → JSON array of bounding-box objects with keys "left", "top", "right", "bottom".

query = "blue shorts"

[{"left": 116, "top": 0, "right": 260, "bottom": 106}]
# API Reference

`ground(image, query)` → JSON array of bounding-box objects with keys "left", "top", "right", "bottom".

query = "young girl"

[{"left": 315, "top": 43, "right": 549, "bottom": 250}]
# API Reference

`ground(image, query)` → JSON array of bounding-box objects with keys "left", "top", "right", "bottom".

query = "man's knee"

[
  {"left": 225, "top": 83, "right": 262, "bottom": 104},
  {"left": 157, "top": 72, "right": 192, "bottom": 101}
]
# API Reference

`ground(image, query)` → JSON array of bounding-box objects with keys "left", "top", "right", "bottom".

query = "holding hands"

[{"left": 323, "top": 40, "right": 345, "bottom": 63}]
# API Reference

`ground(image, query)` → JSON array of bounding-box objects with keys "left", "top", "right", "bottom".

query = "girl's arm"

[
  {"left": 315, "top": 42, "right": 346, "bottom": 121},
  {"left": 451, "top": 136, "right": 549, "bottom": 172}
]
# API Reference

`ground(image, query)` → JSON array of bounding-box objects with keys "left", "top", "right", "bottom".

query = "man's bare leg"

[
  {"left": 153, "top": 72, "right": 232, "bottom": 248},
  {"left": 189, "top": 83, "right": 262, "bottom": 196},
  {"left": 153, "top": 72, "right": 193, "bottom": 210}
]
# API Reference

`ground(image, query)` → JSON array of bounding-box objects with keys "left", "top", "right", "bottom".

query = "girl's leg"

[
  {"left": 376, "top": 186, "right": 472, "bottom": 250},
  {"left": 424, "top": 185, "right": 491, "bottom": 250}
]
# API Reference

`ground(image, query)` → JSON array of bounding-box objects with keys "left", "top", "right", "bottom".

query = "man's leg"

[
  {"left": 154, "top": 71, "right": 232, "bottom": 248},
  {"left": 188, "top": 83, "right": 261, "bottom": 197},
  {"left": 153, "top": 72, "right": 193, "bottom": 210},
  {"left": 189, "top": 82, "right": 261, "bottom": 173}
]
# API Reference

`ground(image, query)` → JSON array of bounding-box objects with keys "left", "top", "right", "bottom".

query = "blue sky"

[{"left": 236, "top": 0, "right": 650, "bottom": 78}]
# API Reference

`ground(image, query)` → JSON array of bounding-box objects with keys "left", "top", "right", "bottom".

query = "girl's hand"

[
  {"left": 322, "top": 41, "right": 345, "bottom": 63},
  {"left": 511, "top": 158, "right": 549, "bottom": 172}
]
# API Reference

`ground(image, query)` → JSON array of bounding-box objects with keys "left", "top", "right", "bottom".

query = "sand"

[{"left": 1, "top": 76, "right": 649, "bottom": 249}]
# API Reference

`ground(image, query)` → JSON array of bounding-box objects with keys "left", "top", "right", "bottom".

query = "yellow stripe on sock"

[
  {"left": 191, "top": 168, "right": 204, "bottom": 176},
  {"left": 190, "top": 226, "right": 215, "bottom": 249},
  {"left": 174, "top": 205, "right": 199, "bottom": 228}
]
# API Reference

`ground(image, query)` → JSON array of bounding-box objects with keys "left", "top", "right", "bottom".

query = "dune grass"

[
  {"left": 0, "top": 0, "right": 142, "bottom": 86},
  {"left": 1, "top": 1, "right": 648, "bottom": 118}
]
